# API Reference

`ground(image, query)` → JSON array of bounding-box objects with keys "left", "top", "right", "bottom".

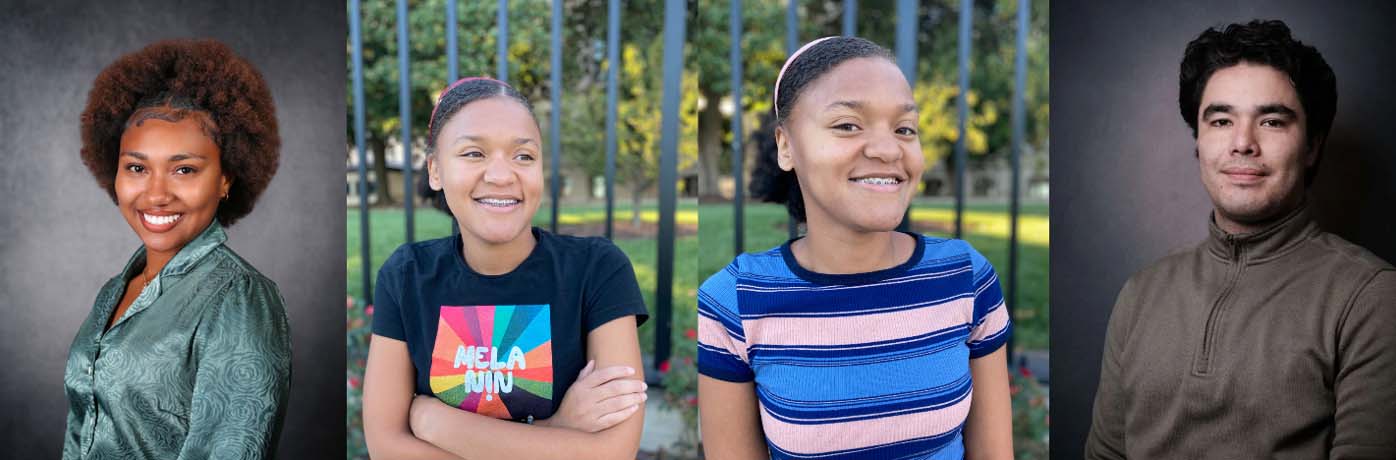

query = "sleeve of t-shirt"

[
  {"left": 963, "top": 242, "right": 1011, "bottom": 359},
  {"left": 583, "top": 240, "right": 650, "bottom": 332},
  {"left": 697, "top": 261, "right": 755, "bottom": 383},
  {"left": 370, "top": 245, "right": 409, "bottom": 341}
]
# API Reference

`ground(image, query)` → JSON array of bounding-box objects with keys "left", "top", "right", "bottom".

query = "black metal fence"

[{"left": 349, "top": 0, "right": 1031, "bottom": 369}]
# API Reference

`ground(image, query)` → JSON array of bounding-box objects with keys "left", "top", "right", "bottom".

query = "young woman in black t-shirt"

[{"left": 362, "top": 77, "right": 651, "bottom": 459}]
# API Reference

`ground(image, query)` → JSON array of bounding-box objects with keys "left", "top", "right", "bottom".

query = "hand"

[
  {"left": 409, "top": 394, "right": 448, "bottom": 441},
  {"left": 540, "top": 360, "right": 647, "bottom": 433}
]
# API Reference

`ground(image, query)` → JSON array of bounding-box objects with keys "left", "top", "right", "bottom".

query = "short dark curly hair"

[
  {"left": 1179, "top": 19, "right": 1336, "bottom": 184},
  {"left": 417, "top": 77, "right": 537, "bottom": 213},
  {"left": 80, "top": 38, "right": 280, "bottom": 226},
  {"left": 757, "top": 36, "right": 894, "bottom": 223}
]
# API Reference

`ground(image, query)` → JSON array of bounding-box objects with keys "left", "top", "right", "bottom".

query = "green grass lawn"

[
  {"left": 347, "top": 201, "right": 699, "bottom": 356},
  {"left": 698, "top": 200, "right": 1049, "bottom": 351}
]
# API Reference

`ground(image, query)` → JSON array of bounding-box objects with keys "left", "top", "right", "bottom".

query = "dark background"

[
  {"left": 0, "top": 0, "right": 346, "bottom": 457},
  {"left": 1050, "top": 1, "right": 1396, "bottom": 458}
]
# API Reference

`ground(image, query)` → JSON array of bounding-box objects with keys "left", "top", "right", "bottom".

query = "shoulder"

[
  {"left": 699, "top": 246, "right": 784, "bottom": 313},
  {"left": 920, "top": 235, "right": 991, "bottom": 277},
  {"left": 539, "top": 229, "right": 630, "bottom": 266},
  {"left": 379, "top": 235, "right": 458, "bottom": 275},
  {"left": 1309, "top": 230, "right": 1395, "bottom": 273},
  {"left": 203, "top": 245, "right": 283, "bottom": 300},
  {"left": 703, "top": 246, "right": 787, "bottom": 289},
  {"left": 197, "top": 247, "right": 290, "bottom": 337}
]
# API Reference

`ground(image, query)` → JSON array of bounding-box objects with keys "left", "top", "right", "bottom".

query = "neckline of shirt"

[
  {"left": 778, "top": 230, "right": 927, "bottom": 285},
  {"left": 452, "top": 226, "right": 550, "bottom": 279}
]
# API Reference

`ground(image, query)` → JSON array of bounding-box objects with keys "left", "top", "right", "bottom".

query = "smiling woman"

[
  {"left": 361, "top": 77, "right": 652, "bottom": 460},
  {"left": 699, "top": 36, "right": 1015, "bottom": 460},
  {"left": 66, "top": 38, "right": 290, "bottom": 459}
]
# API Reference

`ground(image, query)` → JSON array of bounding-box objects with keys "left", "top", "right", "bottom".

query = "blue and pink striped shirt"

[{"left": 698, "top": 233, "right": 1011, "bottom": 460}]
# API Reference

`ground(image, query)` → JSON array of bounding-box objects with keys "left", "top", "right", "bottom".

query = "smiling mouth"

[
  {"left": 142, "top": 213, "right": 183, "bottom": 226},
  {"left": 475, "top": 197, "right": 522, "bottom": 207},
  {"left": 851, "top": 177, "right": 904, "bottom": 185}
]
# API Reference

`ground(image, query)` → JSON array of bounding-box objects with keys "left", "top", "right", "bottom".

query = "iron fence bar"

[
  {"left": 397, "top": 0, "right": 415, "bottom": 243},
  {"left": 447, "top": 0, "right": 458, "bottom": 82},
  {"left": 549, "top": 0, "right": 562, "bottom": 234},
  {"left": 842, "top": 0, "right": 856, "bottom": 36},
  {"left": 785, "top": 0, "right": 798, "bottom": 241},
  {"left": 953, "top": 0, "right": 970, "bottom": 239},
  {"left": 605, "top": 0, "right": 619, "bottom": 240},
  {"left": 497, "top": 0, "right": 508, "bottom": 81},
  {"left": 447, "top": 0, "right": 460, "bottom": 236},
  {"left": 895, "top": 0, "right": 915, "bottom": 233},
  {"left": 655, "top": 0, "right": 685, "bottom": 374},
  {"left": 352, "top": 0, "right": 372, "bottom": 301},
  {"left": 731, "top": 0, "right": 744, "bottom": 255},
  {"left": 1007, "top": 0, "right": 1028, "bottom": 365}
]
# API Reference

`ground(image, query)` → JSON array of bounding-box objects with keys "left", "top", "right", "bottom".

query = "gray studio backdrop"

[
  {"left": 1050, "top": 1, "right": 1396, "bottom": 458},
  {"left": 0, "top": 0, "right": 346, "bottom": 457}
]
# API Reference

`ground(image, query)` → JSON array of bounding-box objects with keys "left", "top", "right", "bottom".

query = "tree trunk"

[
  {"left": 371, "top": 136, "right": 394, "bottom": 206},
  {"left": 697, "top": 86, "right": 724, "bottom": 199}
]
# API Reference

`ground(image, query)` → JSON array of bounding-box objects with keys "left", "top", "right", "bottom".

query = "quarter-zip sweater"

[{"left": 1086, "top": 204, "right": 1396, "bottom": 459}]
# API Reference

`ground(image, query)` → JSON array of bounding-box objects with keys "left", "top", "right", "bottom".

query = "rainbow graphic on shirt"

[{"left": 429, "top": 305, "right": 553, "bottom": 420}]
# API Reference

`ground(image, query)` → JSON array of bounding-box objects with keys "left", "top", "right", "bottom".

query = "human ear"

[{"left": 775, "top": 126, "right": 794, "bottom": 172}]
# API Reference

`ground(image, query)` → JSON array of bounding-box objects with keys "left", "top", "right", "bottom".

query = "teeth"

[
  {"left": 855, "top": 177, "right": 901, "bottom": 185},
  {"left": 477, "top": 198, "right": 520, "bottom": 207},
  {"left": 142, "top": 213, "right": 182, "bottom": 225}
]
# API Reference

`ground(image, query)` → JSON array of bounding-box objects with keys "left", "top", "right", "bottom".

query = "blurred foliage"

[
  {"left": 348, "top": 0, "right": 696, "bottom": 207},
  {"left": 1012, "top": 369, "right": 1050, "bottom": 459}
]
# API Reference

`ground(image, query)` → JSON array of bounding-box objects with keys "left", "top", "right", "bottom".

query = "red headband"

[{"left": 427, "top": 76, "right": 512, "bottom": 133}]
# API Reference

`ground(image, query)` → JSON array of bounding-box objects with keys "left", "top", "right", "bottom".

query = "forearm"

[
  {"left": 365, "top": 428, "right": 464, "bottom": 460},
  {"left": 416, "top": 407, "right": 642, "bottom": 460}
]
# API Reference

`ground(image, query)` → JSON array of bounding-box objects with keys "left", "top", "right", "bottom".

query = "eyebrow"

[
  {"left": 824, "top": 100, "right": 919, "bottom": 114},
  {"left": 453, "top": 135, "right": 539, "bottom": 147},
  {"left": 1203, "top": 102, "right": 1298, "bottom": 119},
  {"left": 1257, "top": 103, "right": 1298, "bottom": 118},
  {"left": 1202, "top": 103, "right": 1232, "bottom": 118},
  {"left": 119, "top": 151, "right": 208, "bottom": 161}
]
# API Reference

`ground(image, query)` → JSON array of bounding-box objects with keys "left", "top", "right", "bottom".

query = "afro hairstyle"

[{"left": 80, "top": 38, "right": 280, "bottom": 226}]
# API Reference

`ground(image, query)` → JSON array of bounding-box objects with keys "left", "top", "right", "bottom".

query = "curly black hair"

[
  {"left": 1179, "top": 19, "right": 1336, "bottom": 184},
  {"left": 417, "top": 77, "right": 537, "bottom": 213},
  {"left": 752, "top": 36, "right": 894, "bottom": 223},
  {"left": 80, "top": 38, "right": 280, "bottom": 226}
]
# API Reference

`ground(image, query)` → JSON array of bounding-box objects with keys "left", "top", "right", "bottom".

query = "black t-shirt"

[{"left": 372, "top": 227, "right": 648, "bottom": 423}]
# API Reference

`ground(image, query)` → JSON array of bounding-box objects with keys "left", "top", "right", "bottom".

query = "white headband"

[{"left": 773, "top": 36, "right": 838, "bottom": 119}]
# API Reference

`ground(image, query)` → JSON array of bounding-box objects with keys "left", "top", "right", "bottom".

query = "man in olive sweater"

[{"left": 1085, "top": 20, "right": 1396, "bottom": 459}]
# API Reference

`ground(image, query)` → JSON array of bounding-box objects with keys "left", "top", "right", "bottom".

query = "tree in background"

[{"left": 348, "top": 0, "right": 694, "bottom": 215}]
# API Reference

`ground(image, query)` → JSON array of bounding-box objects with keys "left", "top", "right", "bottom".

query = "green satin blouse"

[{"left": 62, "top": 222, "right": 292, "bottom": 459}]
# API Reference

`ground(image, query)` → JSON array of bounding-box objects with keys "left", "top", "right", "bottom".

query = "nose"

[
  {"left": 145, "top": 173, "right": 173, "bottom": 206},
  {"left": 481, "top": 153, "right": 516, "bottom": 186},
  {"left": 864, "top": 128, "right": 904, "bottom": 163},
  {"left": 1230, "top": 123, "right": 1258, "bottom": 156}
]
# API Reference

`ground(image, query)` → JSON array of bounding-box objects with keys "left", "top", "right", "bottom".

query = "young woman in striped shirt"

[{"left": 698, "top": 36, "right": 1014, "bottom": 460}]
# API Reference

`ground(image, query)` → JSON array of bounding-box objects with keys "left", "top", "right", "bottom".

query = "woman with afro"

[{"left": 63, "top": 39, "right": 290, "bottom": 459}]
